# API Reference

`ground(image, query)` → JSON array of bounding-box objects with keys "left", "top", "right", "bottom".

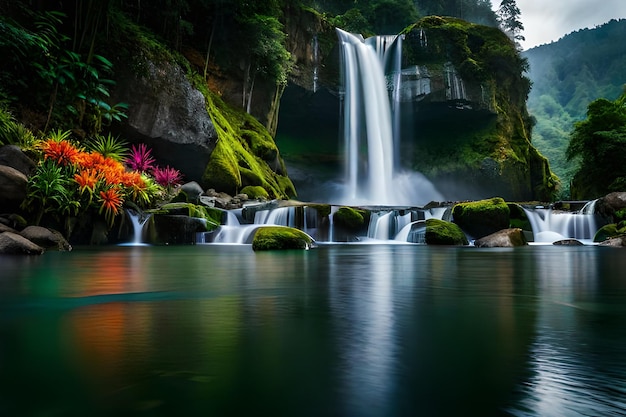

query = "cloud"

[{"left": 497, "top": 0, "right": 626, "bottom": 49}]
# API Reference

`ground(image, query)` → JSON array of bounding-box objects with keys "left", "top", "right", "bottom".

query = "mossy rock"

[
  {"left": 452, "top": 197, "right": 510, "bottom": 239},
  {"left": 252, "top": 226, "right": 314, "bottom": 251},
  {"left": 425, "top": 218, "right": 468, "bottom": 245},
  {"left": 241, "top": 185, "right": 269, "bottom": 199},
  {"left": 308, "top": 204, "right": 331, "bottom": 218},
  {"left": 593, "top": 223, "right": 626, "bottom": 243},
  {"left": 156, "top": 202, "right": 221, "bottom": 230},
  {"left": 333, "top": 207, "right": 367, "bottom": 231},
  {"left": 202, "top": 140, "right": 241, "bottom": 195}
]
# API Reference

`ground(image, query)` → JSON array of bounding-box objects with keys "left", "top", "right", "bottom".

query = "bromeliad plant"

[{"left": 23, "top": 131, "right": 183, "bottom": 231}]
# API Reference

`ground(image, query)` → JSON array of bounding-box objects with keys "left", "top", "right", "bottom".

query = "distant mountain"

[{"left": 524, "top": 19, "right": 626, "bottom": 198}]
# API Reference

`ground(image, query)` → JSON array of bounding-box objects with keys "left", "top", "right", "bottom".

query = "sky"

[{"left": 493, "top": 0, "right": 626, "bottom": 50}]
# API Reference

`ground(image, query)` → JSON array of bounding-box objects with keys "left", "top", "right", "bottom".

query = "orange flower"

[
  {"left": 120, "top": 171, "right": 144, "bottom": 188},
  {"left": 99, "top": 187, "right": 123, "bottom": 219},
  {"left": 75, "top": 151, "right": 105, "bottom": 170},
  {"left": 74, "top": 169, "right": 100, "bottom": 193},
  {"left": 42, "top": 139, "right": 80, "bottom": 166}
]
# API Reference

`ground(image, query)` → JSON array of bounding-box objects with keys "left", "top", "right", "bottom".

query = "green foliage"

[
  {"left": 22, "top": 159, "right": 77, "bottom": 226},
  {"left": 85, "top": 133, "right": 128, "bottom": 162},
  {"left": 566, "top": 91, "right": 626, "bottom": 199},
  {"left": 0, "top": 107, "right": 37, "bottom": 148},
  {"left": 525, "top": 19, "right": 626, "bottom": 196}
]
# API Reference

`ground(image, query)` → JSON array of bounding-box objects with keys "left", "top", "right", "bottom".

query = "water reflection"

[
  {"left": 508, "top": 247, "right": 626, "bottom": 416},
  {"left": 0, "top": 246, "right": 625, "bottom": 416}
]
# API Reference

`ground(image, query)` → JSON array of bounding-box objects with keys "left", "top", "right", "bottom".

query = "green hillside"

[{"left": 524, "top": 19, "right": 626, "bottom": 197}]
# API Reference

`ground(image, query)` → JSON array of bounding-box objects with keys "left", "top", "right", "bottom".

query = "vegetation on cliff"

[
  {"left": 401, "top": 16, "right": 558, "bottom": 200},
  {"left": 524, "top": 19, "right": 626, "bottom": 198}
]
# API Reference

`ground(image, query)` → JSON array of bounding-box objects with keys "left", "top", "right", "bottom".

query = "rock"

[
  {"left": 452, "top": 197, "right": 510, "bottom": 239},
  {"left": 0, "top": 145, "right": 36, "bottom": 176},
  {"left": 252, "top": 226, "right": 314, "bottom": 251},
  {"left": 147, "top": 214, "right": 209, "bottom": 244},
  {"left": 0, "top": 165, "right": 28, "bottom": 212},
  {"left": 112, "top": 60, "right": 217, "bottom": 184},
  {"left": 596, "top": 192, "right": 626, "bottom": 222},
  {"left": 425, "top": 218, "right": 468, "bottom": 245},
  {"left": 0, "top": 223, "right": 17, "bottom": 233},
  {"left": 333, "top": 207, "right": 367, "bottom": 231},
  {"left": 594, "top": 223, "right": 626, "bottom": 243},
  {"left": 0, "top": 232, "right": 44, "bottom": 255},
  {"left": 19, "top": 226, "right": 71, "bottom": 251},
  {"left": 553, "top": 239, "right": 584, "bottom": 246},
  {"left": 179, "top": 181, "right": 205, "bottom": 203},
  {"left": 599, "top": 235, "right": 626, "bottom": 247},
  {"left": 474, "top": 228, "right": 527, "bottom": 248}
]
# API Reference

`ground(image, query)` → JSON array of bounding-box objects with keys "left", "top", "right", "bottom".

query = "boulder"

[
  {"left": 252, "top": 226, "right": 314, "bottom": 251},
  {"left": 596, "top": 192, "right": 626, "bottom": 222},
  {"left": 452, "top": 197, "right": 510, "bottom": 239},
  {"left": 553, "top": 239, "right": 584, "bottom": 246},
  {"left": 0, "top": 165, "right": 28, "bottom": 212},
  {"left": 425, "top": 218, "right": 468, "bottom": 245},
  {"left": 146, "top": 214, "right": 209, "bottom": 244},
  {"left": 0, "top": 145, "right": 36, "bottom": 176},
  {"left": 179, "top": 181, "right": 205, "bottom": 203},
  {"left": 112, "top": 60, "right": 217, "bottom": 184},
  {"left": 20, "top": 226, "right": 71, "bottom": 251},
  {"left": 593, "top": 222, "right": 626, "bottom": 243},
  {"left": 474, "top": 228, "right": 527, "bottom": 248},
  {"left": 599, "top": 235, "right": 626, "bottom": 247},
  {"left": 0, "top": 232, "right": 44, "bottom": 255}
]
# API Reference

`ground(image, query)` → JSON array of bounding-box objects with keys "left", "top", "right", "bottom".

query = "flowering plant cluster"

[{"left": 23, "top": 131, "right": 183, "bottom": 229}]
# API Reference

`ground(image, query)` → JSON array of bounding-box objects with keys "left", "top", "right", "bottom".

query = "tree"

[
  {"left": 566, "top": 90, "right": 626, "bottom": 199},
  {"left": 496, "top": 0, "right": 524, "bottom": 47}
]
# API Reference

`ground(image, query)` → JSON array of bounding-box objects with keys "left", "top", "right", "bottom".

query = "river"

[{"left": 1, "top": 244, "right": 625, "bottom": 416}]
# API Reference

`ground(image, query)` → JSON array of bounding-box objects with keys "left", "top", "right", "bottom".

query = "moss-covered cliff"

[{"left": 399, "top": 17, "right": 558, "bottom": 201}]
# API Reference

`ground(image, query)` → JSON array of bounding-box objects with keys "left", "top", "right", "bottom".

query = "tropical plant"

[
  {"left": 0, "top": 107, "right": 37, "bottom": 148},
  {"left": 85, "top": 133, "right": 128, "bottom": 162},
  {"left": 22, "top": 159, "right": 77, "bottom": 225},
  {"left": 153, "top": 165, "right": 183, "bottom": 191},
  {"left": 126, "top": 143, "right": 156, "bottom": 172}
]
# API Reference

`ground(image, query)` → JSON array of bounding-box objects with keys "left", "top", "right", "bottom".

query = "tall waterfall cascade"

[{"left": 336, "top": 29, "right": 443, "bottom": 206}]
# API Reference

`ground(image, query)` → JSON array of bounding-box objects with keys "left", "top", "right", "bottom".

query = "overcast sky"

[{"left": 493, "top": 0, "right": 626, "bottom": 50}]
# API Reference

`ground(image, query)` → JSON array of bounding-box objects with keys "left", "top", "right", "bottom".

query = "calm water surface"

[{"left": 1, "top": 244, "right": 625, "bottom": 416}]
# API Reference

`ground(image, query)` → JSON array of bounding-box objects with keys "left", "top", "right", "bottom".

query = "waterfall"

[
  {"left": 337, "top": 29, "right": 396, "bottom": 204},
  {"left": 523, "top": 202, "right": 602, "bottom": 243},
  {"left": 312, "top": 34, "right": 320, "bottom": 93},
  {"left": 124, "top": 209, "right": 151, "bottom": 246},
  {"left": 336, "top": 29, "right": 443, "bottom": 206}
]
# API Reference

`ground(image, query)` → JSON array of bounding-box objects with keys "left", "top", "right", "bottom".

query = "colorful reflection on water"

[{"left": 0, "top": 245, "right": 625, "bottom": 416}]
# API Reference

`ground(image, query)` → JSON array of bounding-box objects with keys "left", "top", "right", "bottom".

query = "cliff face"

[{"left": 277, "top": 16, "right": 558, "bottom": 202}]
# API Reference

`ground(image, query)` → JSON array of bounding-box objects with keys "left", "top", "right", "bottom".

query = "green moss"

[
  {"left": 241, "top": 185, "right": 270, "bottom": 199},
  {"left": 202, "top": 139, "right": 242, "bottom": 195},
  {"left": 154, "top": 202, "right": 221, "bottom": 230},
  {"left": 308, "top": 204, "right": 331, "bottom": 218},
  {"left": 425, "top": 218, "right": 468, "bottom": 245},
  {"left": 333, "top": 207, "right": 367, "bottom": 231},
  {"left": 594, "top": 223, "right": 626, "bottom": 243},
  {"left": 252, "top": 226, "right": 313, "bottom": 251},
  {"left": 452, "top": 197, "right": 510, "bottom": 239},
  {"left": 194, "top": 81, "right": 296, "bottom": 199}
]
